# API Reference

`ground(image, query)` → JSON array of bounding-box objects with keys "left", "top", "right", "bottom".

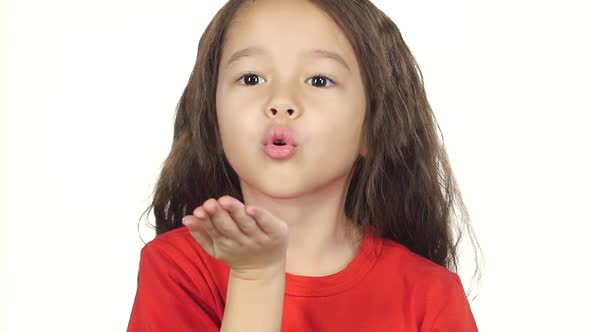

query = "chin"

[{"left": 257, "top": 178, "right": 308, "bottom": 200}]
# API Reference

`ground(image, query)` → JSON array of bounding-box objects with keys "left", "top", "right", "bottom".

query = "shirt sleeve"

[
  {"left": 127, "top": 243, "right": 221, "bottom": 332},
  {"left": 421, "top": 273, "right": 479, "bottom": 332}
]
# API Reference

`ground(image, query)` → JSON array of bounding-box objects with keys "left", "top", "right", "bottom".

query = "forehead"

[{"left": 221, "top": 0, "right": 357, "bottom": 66}]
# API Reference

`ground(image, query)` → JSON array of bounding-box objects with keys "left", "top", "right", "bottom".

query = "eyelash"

[{"left": 236, "top": 72, "right": 336, "bottom": 87}]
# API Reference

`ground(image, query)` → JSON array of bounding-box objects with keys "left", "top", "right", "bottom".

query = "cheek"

[
  {"left": 217, "top": 94, "right": 249, "bottom": 142},
  {"left": 314, "top": 107, "right": 364, "bottom": 144},
  {"left": 216, "top": 109, "right": 259, "bottom": 168}
]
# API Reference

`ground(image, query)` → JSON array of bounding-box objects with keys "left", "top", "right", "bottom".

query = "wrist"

[{"left": 229, "top": 261, "right": 286, "bottom": 282}]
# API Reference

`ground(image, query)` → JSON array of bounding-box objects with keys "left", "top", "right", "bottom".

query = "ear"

[{"left": 360, "top": 138, "right": 368, "bottom": 158}]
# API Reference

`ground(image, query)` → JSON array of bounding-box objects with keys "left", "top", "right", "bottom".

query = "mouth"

[
  {"left": 263, "top": 125, "right": 297, "bottom": 160},
  {"left": 272, "top": 139, "right": 287, "bottom": 146},
  {"left": 263, "top": 125, "right": 297, "bottom": 147},
  {"left": 264, "top": 141, "right": 296, "bottom": 159}
]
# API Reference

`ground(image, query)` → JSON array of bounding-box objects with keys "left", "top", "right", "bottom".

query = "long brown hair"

[{"left": 139, "top": 0, "right": 483, "bottom": 298}]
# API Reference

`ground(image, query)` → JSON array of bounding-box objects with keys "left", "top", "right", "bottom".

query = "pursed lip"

[{"left": 262, "top": 125, "right": 297, "bottom": 146}]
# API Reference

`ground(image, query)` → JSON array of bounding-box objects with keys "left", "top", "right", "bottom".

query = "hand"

[{"left": 182, "top": 195, "right": 289, "bottom": 280}]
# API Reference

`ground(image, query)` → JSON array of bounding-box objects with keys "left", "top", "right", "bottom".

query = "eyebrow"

[{"left": 225, "top": 47, "right": 351, "bottom": 71}]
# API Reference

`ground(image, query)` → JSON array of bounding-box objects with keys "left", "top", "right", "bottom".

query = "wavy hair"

[{"left": 138, "top": 0, "right": 483, "bottom": 298}]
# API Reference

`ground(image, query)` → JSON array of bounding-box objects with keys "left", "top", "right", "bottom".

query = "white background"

[{"left": 1, "top": 0, "right": 588, "bottom": 331}]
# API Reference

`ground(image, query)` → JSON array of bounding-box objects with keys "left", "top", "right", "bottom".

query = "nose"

[
  {"left": 264, "top": 81, "right": 301, "bottom": 120},
  {"left": 266, "top": 106, "right": 297, "bottom": 119}
]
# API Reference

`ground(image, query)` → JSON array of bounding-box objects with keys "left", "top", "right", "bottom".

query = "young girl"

[{"left": 128, "top": 0, "right": 482, "bottom": 331}]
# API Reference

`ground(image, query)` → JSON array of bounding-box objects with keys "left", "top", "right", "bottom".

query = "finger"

[
  {"left": 182, "top": 215, "right": 215, "bottom": 256},
  {"left": 218, "top": 196, "right": 260, "bottom": 237},
  {"left": 203, "top": 198, "right": 248, "bottom": 243},
  {"left": 193, "top": 204, "right": 223, "bottom": 239},
  {"left": 182, "top": 214, "right": 204, "bottom": 233},
  {"left": 246, "top": 205, "right": 288, "bottom": 238}
]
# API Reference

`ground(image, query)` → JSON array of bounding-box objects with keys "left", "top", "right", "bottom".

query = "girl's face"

[{"left": 216, "top": 0, "right": 367, "bottom": 199}]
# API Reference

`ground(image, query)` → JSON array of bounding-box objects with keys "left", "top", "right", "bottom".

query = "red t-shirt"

[{"left": 128, "top": 226, "right": 478, "bottom": 331}]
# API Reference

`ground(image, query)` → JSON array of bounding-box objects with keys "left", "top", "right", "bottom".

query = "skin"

[
  {"left": 186, "top": 0, "right": 368, "bottom": 277},
  {"left": 182, "top": 0, "right": 369, "bottom": 330}
]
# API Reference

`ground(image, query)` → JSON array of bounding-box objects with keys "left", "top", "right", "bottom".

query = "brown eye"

[
  {"left": 238, "top": 73, "right": 266, "bottom": 86},
  {"left": 306, "top": 75, "right": 335, "bottom": 88}
]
